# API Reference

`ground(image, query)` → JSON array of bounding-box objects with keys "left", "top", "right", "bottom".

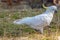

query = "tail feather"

[
  {"left": 13, "top": 17, "right": 31, "bottom": 25},
  {"left": 13, "top": 19, "right": 25, "bottom": 24},
  {"left": 13, "top": 17, "right": 31, "bottom": 24}
]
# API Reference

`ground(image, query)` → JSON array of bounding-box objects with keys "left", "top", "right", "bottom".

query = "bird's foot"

[{"left": 34, "top": 29, "right": 43, "bottom": 34}]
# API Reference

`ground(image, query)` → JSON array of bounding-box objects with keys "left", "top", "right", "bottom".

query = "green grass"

[
  {"left": 0, "top": 9, "right": 45, "bottom": 36},
  {"left": 0, "top": 9, "right": 60, "bottom": 40}
]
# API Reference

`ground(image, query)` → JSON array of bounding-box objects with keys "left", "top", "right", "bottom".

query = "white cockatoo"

[{"left": 13, "top": 6, "right": 57, "bottom": 34}]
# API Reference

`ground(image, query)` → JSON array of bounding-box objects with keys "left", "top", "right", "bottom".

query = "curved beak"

[{"left": 55, "top": 10, "right": 57, "bottom": 13}]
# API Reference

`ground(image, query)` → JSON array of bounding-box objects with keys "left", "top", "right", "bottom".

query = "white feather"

[{"left": 13, "top": 6, "right": 57, "bottom": 34}]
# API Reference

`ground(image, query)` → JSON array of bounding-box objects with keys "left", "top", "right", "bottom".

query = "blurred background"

[
  {"left": 0, "top": 0, "right": 60, "bottom": 40},
  {"left": 0, "top": 0, "right": 60, "bottom": 9}
]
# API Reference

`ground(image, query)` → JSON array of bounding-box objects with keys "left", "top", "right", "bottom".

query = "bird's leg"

[
  {"left": 34, "top": 27, "right": 43, "bottom": 34},
  {"left": 39, "top": 27, "right": 43, "bottom": 34}
]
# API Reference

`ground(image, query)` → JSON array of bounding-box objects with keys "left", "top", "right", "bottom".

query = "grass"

[{"left": 0, "top": 9, "right": 60, "bottom": 40}]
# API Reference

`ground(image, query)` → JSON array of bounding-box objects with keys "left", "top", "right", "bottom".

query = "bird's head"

[
  {"left": 47, "top": 6, "right": 57, "bottom": 13},
  {"left": 42, "top": 4, "right": 58, "bottom": 13}
]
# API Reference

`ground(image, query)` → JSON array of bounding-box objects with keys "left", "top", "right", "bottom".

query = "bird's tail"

[
  {"left": 13, "top": 18, "right": 25, "bottom": 25},
  {"left": 13, "top": 17, "right": 30, "bottom": 25}
]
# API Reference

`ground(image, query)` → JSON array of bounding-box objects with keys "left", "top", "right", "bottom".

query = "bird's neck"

[
  {"left": 45, "top": 10, "right": 55, "bottom": 15},
  {"left": 44, "top": 10, "right": 55, "bottom": 19}
]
